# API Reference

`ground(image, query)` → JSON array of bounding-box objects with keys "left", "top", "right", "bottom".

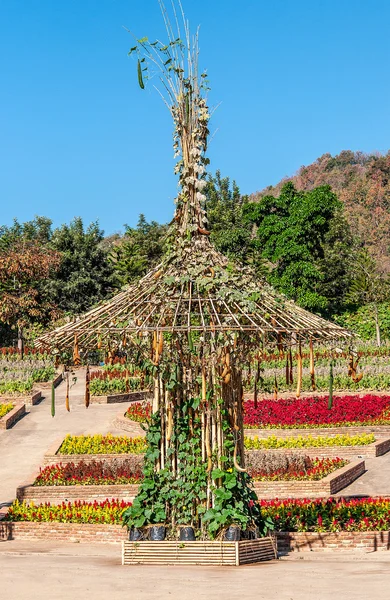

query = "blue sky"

[{"left": 1, "top": 0, "right": 389, "bottom": 235}]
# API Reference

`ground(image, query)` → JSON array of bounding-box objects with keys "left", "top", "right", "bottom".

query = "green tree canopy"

[
  {"left": 243, "top": 182, "right": 349, "bottom": 313},
  {"left": 43, "top": 217, "right": 116, "bottom": 315},
  {"left": 205, "top": 171, "right": 264, "bottom": 273},
  {"left": 109, "top": 214, "right": 167, "bottom": 285}
]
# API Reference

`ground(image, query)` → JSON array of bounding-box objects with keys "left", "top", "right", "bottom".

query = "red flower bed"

[
  {"left": 34, "top": 460, "right": 143, "bottom": 486},
  {"left": 126, "top": 402, "right": 151, "bottom": 423},
  {"left": 249, "top": 457, "right": 346, "bottom": 481},
  {"left": 244, "top": 394, "right": 390, "bottom": 428},
  {"left": 259, "top": 497, "right": 390, "bottom": 532}
]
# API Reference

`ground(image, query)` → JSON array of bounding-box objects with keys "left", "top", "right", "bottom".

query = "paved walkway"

[
  {"left": 0, "top": 540, "right": 389, "bottom": 600},
  {"left": 0, "top": 369, "right": 132, "bottom": 507}
]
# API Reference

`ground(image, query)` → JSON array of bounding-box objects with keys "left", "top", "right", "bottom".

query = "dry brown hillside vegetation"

[{"left": 252, "top": 151, "right": 390, "bottom": 273}]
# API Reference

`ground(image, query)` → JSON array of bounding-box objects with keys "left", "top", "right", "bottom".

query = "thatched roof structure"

[{"left": 37, "top": 233, "right": 350, "bottom": 351}]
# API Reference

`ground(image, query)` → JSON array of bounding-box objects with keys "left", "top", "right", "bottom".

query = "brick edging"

[
  {"left": 245, "top": 425, "right": 390, "bottom": 438},
  {"left": 252, "top": 460, "right": 365, "bottom": 499},
  {"left": 1, "top": 522, "right": 389, "bottom": 552},
  {"left": 0, "top": 403, "right": 26, "bottom": 430},
  {"left": 17, "top": 481, "right": 139, "bottom": 504},
  {"left": 91, "top": 391, "right": 153, "bottom": 405},
  {"left": 246, "top": 438, "right": 390, "bottom": 460},
  {"left": 277, "top": 531, "right": 390, "bottom": 552}
]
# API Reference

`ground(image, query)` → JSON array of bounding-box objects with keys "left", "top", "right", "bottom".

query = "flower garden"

[
  {"left": 0, "top": 347, "right": 55, "bottom": 396},
  {"left": 6, "top": 496, "right": 390, "bottom": 534}
]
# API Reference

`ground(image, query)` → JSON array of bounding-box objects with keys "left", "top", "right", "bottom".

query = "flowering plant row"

[
  {"left": 0, "top": 403, "right": 14, "bottom": 419},
  {"left": 90, "top": 376, "right": 142, "bottom": 396},
  {"left": 244, "top": 433, "right": 375, "bottom": 450},
  {"left": 259, "top": 497, "right": 390, "bottom": 532},
  {"left": 125, "top": 402, "right": 151, "bottom": 423},
  {"left": 34, "top": 460, "right": 143, "bottom": 486},
  {"left": 244, "top": 394, "right": 390, "bottom": 428},
  {"left": 8, "top": 497, "right": 390, "bottom": 533},
  {"left": 0, "top": 347, "right": 51, "bottom": 360},
  {"left": 249, "top": 458, "right": 347, "bottom": 481},
  {"left": 7, "top": 499, "right": 132, "bottom": 524},
  {"left": 58, "top": 434, "right": 147, "bottom": 455}
]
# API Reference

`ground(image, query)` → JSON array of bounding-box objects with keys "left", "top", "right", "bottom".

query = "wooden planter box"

[
  {"left": 0, "top": 403, "right": 25, "bottom": 429},
  {"left": 122, "top": 537, "right": 277, "bottom": 566}
]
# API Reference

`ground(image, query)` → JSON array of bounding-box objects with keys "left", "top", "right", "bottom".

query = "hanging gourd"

[
  {"left": 289, "top": 348, "right": 294, "bottom": 385},
  {"left": 348, "top": 351, "right": 363, "bottom": 384},
  {"left": 296, "top": 342, "right": 302, "bottom": 399},
  {"left": 51, "top": 381, "right": 55, "bottom": 417},
  {"left": 85, "top": 364, "right": 90, "bottom": 408},
  {"left": 273, "top": 374, "right": 278, "bottom": 401},
  {"left": 97, "top": 335, "right": 102, "bottom": 350},
  {"left": 328, "top": 359, "right": 334, "bottom": 409},
  {"left": 253, "top": 355, "right": 261, "bottom": 409},
  {"left": 65, "top": 371, "right": 70, "bottom": 412},
  {"left": 73, "top": 334, "right": 81, "bottom": 367},
  {"left": 309, "top": 338, "right": 316, "bottom": 391}
]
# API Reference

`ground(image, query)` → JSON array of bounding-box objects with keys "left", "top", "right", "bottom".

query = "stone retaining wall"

[
  {"left": 16, "top": 481, "right": 138, "bottom": 504},
  {"left": 0, "top": 521, "right": 125, "bottom": 544},
  {"left": 277, "top": 531, "right": 390, "bottom": 553},
  {"left": 0, "top": 403, "right": 26, "bottom": 430}
]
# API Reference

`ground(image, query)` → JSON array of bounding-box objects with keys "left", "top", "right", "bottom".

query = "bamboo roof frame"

[{"left": 37, "top": 238, "right": 351, "bottom": 351}]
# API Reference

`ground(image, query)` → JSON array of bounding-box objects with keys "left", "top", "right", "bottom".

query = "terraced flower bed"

[
  {"left": 244, "top": 394, "right": 390, "bottom": 429},
  {"left": 34, "top": 460, "right": 143, "bottom": 486},
  {"left": 0, "top": 403, "right": 14, "bottom": 419},
  {"left": 245, "top": 433, "right": 376, "bottom": 449},
  {"left": 8, "top": 496, "right": 390, "bottom": 532},
  {"left": 259, "top": 497, "right": 390, "bottom": 532},
  {"left": 250, "top": 458, "right": 347, "bottom": 481},
  {"left": 7, "top": 499, "right": 130, "bottom": 524},
  {"left": 58, "top": 434, "right": 147, "bottom": 455}
]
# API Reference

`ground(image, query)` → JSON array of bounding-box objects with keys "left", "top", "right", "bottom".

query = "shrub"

[{"left": 58, "top": 434, "right": 147, "bottom": 455}]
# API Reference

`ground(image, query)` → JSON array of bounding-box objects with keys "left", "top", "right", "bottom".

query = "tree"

[
  {"left": 43, "top": 217, "right": 116, "bottom": 314},
  {"left": 346, "top": 249, "right": 390, "bottom": 346},
  {"left": 243, "top": 182, "right": 344, "bottom": 313},
  {"left": 0, "top": 239, "right": 61, "bottom": 353},
  {"left": 205, "top": 171, "right": 265, "bottom": 274},
  {"left": 109, "top": 214, "right": 167, "bottom": 285}
]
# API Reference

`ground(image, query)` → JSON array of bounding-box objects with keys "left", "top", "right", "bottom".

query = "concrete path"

[
  {"left": 0, "top": 540, "right": 390, "bottom": 600},
  {"left": 336, "top": 453, "right": 390, "bottom": 497},
  {"left": 0, "top": 369, "right": 133, "bottom": 507}
]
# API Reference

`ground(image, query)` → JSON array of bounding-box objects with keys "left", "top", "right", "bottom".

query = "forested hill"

[{"left": 251, "top": 151, "right": 390, "bottom": 273}]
